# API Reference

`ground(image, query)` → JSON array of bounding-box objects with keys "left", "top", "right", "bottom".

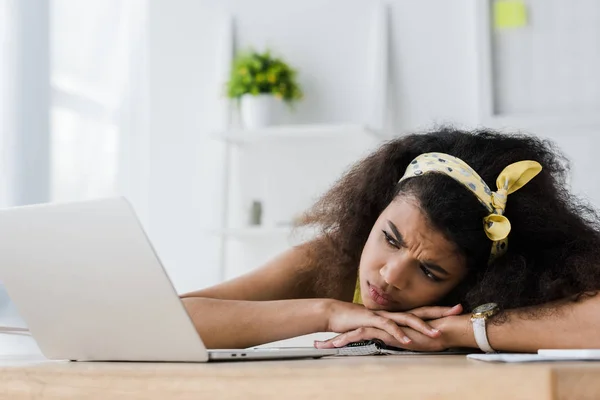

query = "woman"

[{"left": 181, "top": 127, "right": 600, "bottom": 352}]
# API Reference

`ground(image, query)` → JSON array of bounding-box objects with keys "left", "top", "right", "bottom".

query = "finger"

[
  {"left": 314, "top": 333, "right": 346, "bottom": 349},
  {"left": 405, "top": 304, "right": 463, "bottom": 320},
  {"left": 315, "top": 330, "right": 390, "bottom": 349},
  {"left": 371, "top": 315, "right": 413, "bottom": 344},
  {"left": 374, "top": 312, "right": 440, "bottom": 338},
  {"left": 407, "top": 305, "right": 461, "bottom": 319},
  {"left": 314, "top": 339, "right": 337, "bottom": 349},
  {"left": 396, "top": 326, "right": 447, "bottom": 352},
  {"left": 442, "top": 304, "right": 463, "bottom": 316}
]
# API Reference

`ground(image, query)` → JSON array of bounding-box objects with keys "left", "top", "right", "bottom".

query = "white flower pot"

[{"left": 240, "top": 94, "right": 286, "bottom": 129}]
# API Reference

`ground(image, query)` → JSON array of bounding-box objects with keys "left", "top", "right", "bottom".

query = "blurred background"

[{"left": 1, "top": 0, "right": 600, "bottom": 354}]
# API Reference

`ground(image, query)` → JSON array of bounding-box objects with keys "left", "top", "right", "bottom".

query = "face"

[{"left": 358, "top": 196, "right": 467, "bottom": 311}]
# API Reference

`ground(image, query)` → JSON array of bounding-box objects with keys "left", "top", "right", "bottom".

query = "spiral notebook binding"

[{"left": 337, "top": 340, "right": 471, "bottom": 357}]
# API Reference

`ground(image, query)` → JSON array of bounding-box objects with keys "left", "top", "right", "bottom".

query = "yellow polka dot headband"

[{"left": 399, "top": 153, "right": 542, "bottom": 261}]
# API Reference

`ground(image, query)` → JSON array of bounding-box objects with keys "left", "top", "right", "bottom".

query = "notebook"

[{"left": 337, "top": 340, "right": 471, "bottom": 356}]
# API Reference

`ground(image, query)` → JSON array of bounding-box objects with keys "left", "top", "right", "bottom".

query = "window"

[{"left": 50, "top": 0, "right": 146, "bottom": 201}]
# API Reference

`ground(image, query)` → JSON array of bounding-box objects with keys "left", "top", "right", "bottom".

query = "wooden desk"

[{"left": 1, "top": 355, "right": 599, "bottom": 399}]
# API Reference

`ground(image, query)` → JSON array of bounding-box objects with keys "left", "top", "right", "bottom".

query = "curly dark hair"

[{"left": 297, "top": 127, "right": 600, "bottom": 314}]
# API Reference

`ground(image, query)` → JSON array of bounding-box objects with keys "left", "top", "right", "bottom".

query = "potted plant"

[{"left": 227, "top": 49, "right": 303, "bottom": 129}]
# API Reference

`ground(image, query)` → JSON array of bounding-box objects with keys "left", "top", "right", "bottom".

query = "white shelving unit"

[
  {"left": 212, "top": 3, "right": 390, "bottom": 281},
  {"left": 212, "top": 123, "right": 383, "bottom": 238}
]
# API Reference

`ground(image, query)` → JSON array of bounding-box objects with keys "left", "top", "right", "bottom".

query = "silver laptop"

[{"left": 0, "top": 197, "right": 338, "bottom": 362}]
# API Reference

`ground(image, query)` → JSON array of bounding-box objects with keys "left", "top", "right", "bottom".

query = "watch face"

[{"left": 473, "top": 302, "right": 498, "bottom": 313}]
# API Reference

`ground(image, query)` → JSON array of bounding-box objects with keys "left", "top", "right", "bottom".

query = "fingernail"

[
  {"left": 444, "top": 304, "right": 461, "bottom": 315},
  {"left": 403, "top": 336, "right": 412, "bottom": 343},
  {"left": 430, "top": 329, "right": 440, "bottom": 335}
]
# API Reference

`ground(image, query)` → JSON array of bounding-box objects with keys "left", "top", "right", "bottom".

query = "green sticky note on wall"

[{"left": 494, "top": 0, "right": 528, "bottom": 29}]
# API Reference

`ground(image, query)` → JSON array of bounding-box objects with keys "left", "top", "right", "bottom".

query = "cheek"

[
  {"left": 359, "top": 233, "right": 383, "bottom": 272},
  {"left": 409, "top": 286, "right": 444, "bottom": 302}
]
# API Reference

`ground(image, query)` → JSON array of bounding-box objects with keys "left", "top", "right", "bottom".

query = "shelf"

[{"left": 211, "top": 123, "right": 388, "bottom": 144}]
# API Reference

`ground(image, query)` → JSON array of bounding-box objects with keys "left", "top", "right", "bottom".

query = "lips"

[{"left": 368, "top": 282, "right": 392, "bottom": 306}]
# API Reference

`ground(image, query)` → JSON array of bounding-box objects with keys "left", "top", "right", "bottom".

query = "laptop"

[{"left": 0, "top": 197, "right": 338, "bottom": 362}]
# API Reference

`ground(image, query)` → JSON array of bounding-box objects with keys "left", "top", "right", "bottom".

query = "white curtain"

[
  {"left": 0, "top": 0, "right": 15, "bottom": 208},
  {"left": 50, "top": 0, "right": 148, "bottom": 209}
]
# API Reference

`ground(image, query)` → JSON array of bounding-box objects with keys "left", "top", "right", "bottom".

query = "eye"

[
  {"left": 381, "top": 230, "right": 399, "bottom": 249},
  {"left": 420, "top": 265, "right": 442, "bottom": 283}
]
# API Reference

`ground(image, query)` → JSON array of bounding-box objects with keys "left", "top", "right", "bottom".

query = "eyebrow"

[{"left": 386, "top": 220, "right": 450, "bottom": 276}]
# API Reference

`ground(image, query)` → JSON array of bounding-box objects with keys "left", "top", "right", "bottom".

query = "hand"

[
  {"left": 315, "top": 301, "right": 463, "bottom": 349},
  {"left": 316, "top": 314, "right": 470, "bottom": 352}
]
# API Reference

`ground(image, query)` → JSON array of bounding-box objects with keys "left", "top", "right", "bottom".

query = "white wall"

[
  {"left": 147, "top": 0, "right": 227, "bottom": 293},
  {"left": 146, "top": 0, "right": 600, "bottom": 293},
  {"left": 388, "top": 0, "right": 480, "bottom": 130}
]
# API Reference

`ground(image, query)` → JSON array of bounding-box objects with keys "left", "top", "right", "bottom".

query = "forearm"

[
  {"left": 181, "top": 297, "right": 329, "bottom": 349},
  {"left": 447, "top": 294, "right": 600, "bottom": 352}
]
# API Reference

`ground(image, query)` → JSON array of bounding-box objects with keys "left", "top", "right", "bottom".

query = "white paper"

[{"left": 467, "top": 352, "right": 600, "bottom": 363}]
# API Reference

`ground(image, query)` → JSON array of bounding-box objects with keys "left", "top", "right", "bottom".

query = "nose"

[{"left": 379, "top": 253, "right": 413, "bottom": 290}]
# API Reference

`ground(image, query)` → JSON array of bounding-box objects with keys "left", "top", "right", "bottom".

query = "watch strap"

[{"left": 472, "top": 317, "right": 495, "bottom": 353}]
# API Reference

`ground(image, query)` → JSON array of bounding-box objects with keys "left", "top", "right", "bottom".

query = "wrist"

[
  {"left": 443, "top": 314, "right": 478, "bottom": 348},
  {"left": 314, "top": 298, "right": 335, "bottom": 332}
]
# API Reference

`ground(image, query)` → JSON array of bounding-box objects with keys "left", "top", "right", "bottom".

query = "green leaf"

[{"left": 225, "top": 47, "right": 303, "bottom": 102}]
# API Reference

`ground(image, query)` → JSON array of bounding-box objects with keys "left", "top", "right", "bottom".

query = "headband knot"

[{"left": 491, "top": 190, "right": 507, "bottom": 213}]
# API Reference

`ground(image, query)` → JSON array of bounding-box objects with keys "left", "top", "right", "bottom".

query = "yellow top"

[{"left": 353, "top": 277, "right": 363, "bottom": 305}]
